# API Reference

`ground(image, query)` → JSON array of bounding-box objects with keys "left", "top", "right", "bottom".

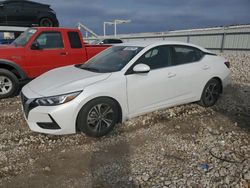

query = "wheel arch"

[
  {"left": 37, "top": 12, "right": 51, "bottom": 20},
  {"left": 0, "top": 60, "right": 28, "bottom": 80},
  {"left": 210, "top": 76, "right": 223, "bottom": 93},
  {"left": 198, "top": 76, "right": 223, "bottom": 101}
]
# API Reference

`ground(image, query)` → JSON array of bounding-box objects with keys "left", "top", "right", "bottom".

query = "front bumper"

[{"left": 20, "top": 90, "right": 81, "bottom": 135}]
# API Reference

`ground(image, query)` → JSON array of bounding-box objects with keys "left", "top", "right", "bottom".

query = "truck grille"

[{"left": 20, "top": 92, "right": 38, "bottom": 118}]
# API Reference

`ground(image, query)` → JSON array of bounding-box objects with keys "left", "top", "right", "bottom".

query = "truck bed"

[{"left": 85, "top": 44, "right": 111, "bottom": 59}]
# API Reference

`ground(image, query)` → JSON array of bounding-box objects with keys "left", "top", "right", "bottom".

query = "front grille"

[{"left": 20, "top": 92, "right": 38, "bottom": 118}]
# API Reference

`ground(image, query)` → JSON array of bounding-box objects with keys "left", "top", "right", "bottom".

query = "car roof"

[
  {"left": 2, "top": 0, "right": 49, "bottom": 6},
  {"left": 116, "top": 41, "right": 210, "bottom": 52}
]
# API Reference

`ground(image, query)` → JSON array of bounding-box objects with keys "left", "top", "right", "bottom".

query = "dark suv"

[{"left": 0, "top": 0, "right": 59, "bottom": 27}]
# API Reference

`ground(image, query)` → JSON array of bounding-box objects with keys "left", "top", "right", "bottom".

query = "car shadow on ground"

[
  {"left": 212, "top": 83, "right": 250, "bottom": 132},
  {"left": 88, "top": 137, "right": 137, "bottom": 188}
]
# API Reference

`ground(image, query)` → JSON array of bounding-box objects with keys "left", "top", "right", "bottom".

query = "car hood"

[{"left": 26, "top": 65, "right": 111, "bottom": 97}]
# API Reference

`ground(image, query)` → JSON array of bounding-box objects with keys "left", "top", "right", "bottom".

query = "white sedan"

[{"left": 21, "top": 41, "right": 230, "bottom": 137}]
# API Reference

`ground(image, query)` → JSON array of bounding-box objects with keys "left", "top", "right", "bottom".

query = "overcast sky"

[{"left": 34, "top": 0, "right": 250, "bottom": 35}]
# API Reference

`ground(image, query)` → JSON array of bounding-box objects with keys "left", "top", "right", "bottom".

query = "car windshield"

[
  {"left": 80, "top": 46, "right": 143, "bottom": 73},
  {"left": 12, "top": 28, "right": 37, "bottom": 46}
]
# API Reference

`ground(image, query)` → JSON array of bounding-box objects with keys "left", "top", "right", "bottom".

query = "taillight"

[{"left": 224, "top": 61, "right": 230, "bottom": 68}]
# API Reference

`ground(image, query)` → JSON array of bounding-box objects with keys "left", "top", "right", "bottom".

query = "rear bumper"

[{"left": 222, "top": 73, "right": 231, "bottom": 89}]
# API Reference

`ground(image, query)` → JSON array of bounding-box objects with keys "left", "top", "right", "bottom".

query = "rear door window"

[
  {"left": 67, "top": 32, "right": 82, "bottom": 48},
  {"left": 172, "top": 45, "right": 203, "bottom": 65}
]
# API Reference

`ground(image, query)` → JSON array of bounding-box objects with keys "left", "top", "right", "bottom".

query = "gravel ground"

[{"left": 0, "top": 52, "right": 250, "bottom": 188}]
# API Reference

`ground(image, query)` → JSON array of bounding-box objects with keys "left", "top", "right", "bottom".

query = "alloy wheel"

[
  {"left": 87, "top": 103, "right": 114, "bottom": 133},
  {"left": 0, "top": 76, "right": 13, "bottom": 95},
  {"left": 204, "top": 82, "right": 220, "bottom": 105}
]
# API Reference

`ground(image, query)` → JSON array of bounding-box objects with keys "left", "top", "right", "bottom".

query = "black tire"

[
  {"left": 76, "top": 97, "right": 119, "bottom": 138},
  {"left": 199, "top": 78, "right": 222, "bottom": 107},
  {"left": 0, "top": 69, "right": 19, "bottom": 99},
  {"left": 39, "top": 17, "right": 53, "bottom": 27}
]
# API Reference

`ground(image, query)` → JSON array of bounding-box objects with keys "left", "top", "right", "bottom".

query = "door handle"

[
  {"left": 60, "top": 52, "right": 68, "bottom": 56},
  {"left": 168, "top": 72, "right": 176, "bottom": 78},
  {"left": 202, "top": 65, "right": 210, "bottom": 70}
]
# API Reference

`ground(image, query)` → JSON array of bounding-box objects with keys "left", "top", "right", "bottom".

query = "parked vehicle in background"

[
  {"left": 0, "top": 0, "right": 59, "bottom": 27},
  {"left": 21, "top": 41, "right": 231, "bottom": 138},
  {"left": 0, "top": 27, "right": 110, "bottom": 99},
  {"left": 91, "top": 38, "right": 123, "bottom": 45},
  {"left": 0, "top": 26, "right": 27, "bottom": 44}
]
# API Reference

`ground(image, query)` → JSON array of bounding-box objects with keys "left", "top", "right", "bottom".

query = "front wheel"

[
  {"left": 77, "top": 98, "right": 119, "bottom": 138},
  {"left": 0, "top": 69, "right": 19, "bottom": 99},
  {"left": 199, "top": 78, "right": 222, "bottom": 107}
]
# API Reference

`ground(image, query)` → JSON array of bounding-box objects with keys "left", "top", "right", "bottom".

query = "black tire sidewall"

[
  {"left": 200, "top": 79, "right": 221, "bottom": 107},
  {"left": 39, "top": 18, "right": 53, "bottom": 27},
  {"left": 77, "top": 98, "right": 119, "bottom": 138},
  {"left": 0, "top": 69, "right": 19, "bottom": 99}
]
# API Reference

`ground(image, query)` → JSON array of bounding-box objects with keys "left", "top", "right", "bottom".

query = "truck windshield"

[
  {"left": 12, "top": 28, "right": 37, "bottom": 46},
  {"left": 80, "top": 46, "right": 143, "bottom": 73}
]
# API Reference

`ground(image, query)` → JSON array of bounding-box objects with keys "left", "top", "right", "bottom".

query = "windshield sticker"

[{"left": 123, "top": 47, "right": 138, "bottom": 51}]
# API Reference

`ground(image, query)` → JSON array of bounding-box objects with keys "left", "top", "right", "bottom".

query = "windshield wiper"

[{"left": 81, "top": 67, "right": 101, "bottom": 72}]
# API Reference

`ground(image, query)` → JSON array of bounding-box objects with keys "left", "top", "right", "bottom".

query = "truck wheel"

[
  {"left": 0, "top": 69, "right": 19, "bottom": 99},
  {"left": 39, "top": 18, "right": 53, "bottom": 27}
]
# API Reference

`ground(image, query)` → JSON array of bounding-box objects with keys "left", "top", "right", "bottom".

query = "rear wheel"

[
  {"left": 0, "top": 69, "right": 19, "bottom": 99},
  {"left": 199, "top": 78, "right": 222, "bottom": 107},
  {"left": 39, "top": 17, "right": 53, "bottom": 27},
  {"left": 77, "top": 98, "right": 119, "bottom": 137}
]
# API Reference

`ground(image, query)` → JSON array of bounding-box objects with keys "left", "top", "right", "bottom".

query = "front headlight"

[{"left": 35, "top": 91, "right": 82, "bottom": 106}]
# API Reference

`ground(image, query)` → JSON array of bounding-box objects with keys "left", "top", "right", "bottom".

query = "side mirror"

[
  {"left": 133, "top": 64, "right": 150, "bottom": 74},
  {"left": 31, "top": 41, "right": 41, "bottom": 50}
]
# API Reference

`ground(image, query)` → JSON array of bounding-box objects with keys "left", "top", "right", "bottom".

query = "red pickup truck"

[{"left": 0, "top": 27, "right": 110, "bottom": 99}]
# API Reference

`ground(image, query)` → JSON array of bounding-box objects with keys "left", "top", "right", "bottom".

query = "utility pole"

[
  {"left": 103, "top": 19, "right": 131, "bottom": 37},
  {"left": 114, "top": 19, "right": 131, "bottom": 37},
  {"left": 103, "top": 21, "right": 114, "bottom": 37}
]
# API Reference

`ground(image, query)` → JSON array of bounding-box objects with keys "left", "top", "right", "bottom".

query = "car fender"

[
  {"left": 198, "top": 74, "right": 224, "bottom": 99},
  {"left": 37, "top": 12, "right": 57, "bottom": 21},
  {"left": 0, "top": 59, "right": 28, "bottom": 80},
  {"left": 74, "top": 91, "right": 129, "bottom": 123}
]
